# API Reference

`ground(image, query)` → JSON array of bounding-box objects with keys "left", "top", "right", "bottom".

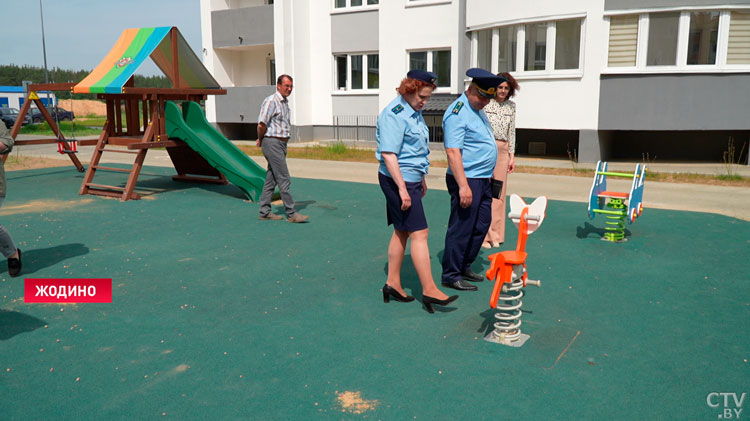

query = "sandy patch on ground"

[
  {"left": 5, "top": 156, "right": 71, "bottom": 171},
  {"left": 1, "top": 199, "right": 95, "bottom": 215},
  {"left": 336, "top": 391, "right": 378, "bottom": 414}
]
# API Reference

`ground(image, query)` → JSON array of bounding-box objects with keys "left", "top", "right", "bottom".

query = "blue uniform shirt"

[
  {"left": 376, "top": 95, "right": 430, "bottom": 183},
  {"left": 442, "top": 92, "right": 497, "bottom": 179}
]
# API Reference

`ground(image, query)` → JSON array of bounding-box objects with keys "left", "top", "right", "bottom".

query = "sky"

[{"left": 3, "top": 0, "right": 202, "bottom": 78}]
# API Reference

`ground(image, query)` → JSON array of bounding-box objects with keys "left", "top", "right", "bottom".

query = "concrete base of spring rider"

[{"left": 484, "top": 331, "right": 531, "bottom": 347}]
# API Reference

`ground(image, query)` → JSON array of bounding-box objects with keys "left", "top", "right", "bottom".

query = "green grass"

[
  {"left": 76, "top": 117, "right": 107, "bottom": 127},
  {"left": 238, "top": 144, "right": 378, "bottom": 163},
  {"left": 716, "top": 174, "right": 744, "bottom": 181},
  {"left": 516, "top": 165, "right": 749, "bottom": 186},
  {"left": 18, "top": 121, "right": 102, "bottom": 136},
  {"left": 326, "top": 142, "right": 348, "bottom": 155}
]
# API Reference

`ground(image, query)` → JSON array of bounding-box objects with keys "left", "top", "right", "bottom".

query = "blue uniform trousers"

[{"left": 441, "top": 174, "right": 492, "bottom": 284}]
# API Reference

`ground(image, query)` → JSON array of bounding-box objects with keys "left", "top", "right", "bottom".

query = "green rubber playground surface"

[{"left": 1, "top": 165, "right": 748, "bottom": 419}]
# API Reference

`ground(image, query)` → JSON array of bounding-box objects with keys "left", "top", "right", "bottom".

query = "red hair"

[
  {"left": 397, "top": 78, "right": 437, "bottom": 96},
  {"left": 497, "top": 72, "right": 520, "bottom": 99}
]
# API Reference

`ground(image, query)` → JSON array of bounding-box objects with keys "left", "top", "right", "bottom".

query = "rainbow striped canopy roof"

[{"left": 74, "top": 27, "right": 220, "bottom": 94}]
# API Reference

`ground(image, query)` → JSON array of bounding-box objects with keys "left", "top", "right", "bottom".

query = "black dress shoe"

[
  {"left": 441, "top": 279, "right": 478, "bottom": 291},
  {"left": 8, "top": 249, "right": 21, "bottom": 278},
  {"left": 461, "top": 270, "right": 484, "bottom": 282},
  {"left": 422, "top": 294, "right": 459, "bottom": 313},
  {"left": 382, "top": 284, "right": 415, "bottom": 303}
]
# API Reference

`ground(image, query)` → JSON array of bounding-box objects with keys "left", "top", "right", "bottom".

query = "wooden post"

[
  {"left": 171, "top": 27, "right": 180, "bottom": 89},
  {"left": 141, "top": 96, "right": 149, "bottom": 133},
  {"left": 115, "top": 99, "right": 123, "bottom": 136},
  {"left": 106, "top": 98, "right": 115, "bottom": 137}
]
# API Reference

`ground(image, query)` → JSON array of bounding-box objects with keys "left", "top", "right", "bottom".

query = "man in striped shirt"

[{"left": 256, "top": 74, "right": 309, "bottom": 223}]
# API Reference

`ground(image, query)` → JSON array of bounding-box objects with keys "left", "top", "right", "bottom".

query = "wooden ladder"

[{"left": 79, "top": 121, "right": 151, "bottom": 201}]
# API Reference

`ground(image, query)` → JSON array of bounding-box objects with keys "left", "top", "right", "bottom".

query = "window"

[
  {"left": 367, "top": 55, "right": 379, "bottom": 89},
  {"left": 524, "top": 22, "right": 547, "bottom": 71},
  {"left": 335, "top": 55, "right": 347, "bottom": 89},
  {"left": 410, "top": 51, "right": 427, "bottom": 71},
  {"left": 727, "top": 11, "right": 750, "bottom": 64},
  {"left": 497, "top": 26, "right": 517, "bottom": 73},
  {"left": 606, "top": 9, "right": 750, "bottom": 71},
  {"left": 334, "top": 53, "right": 379, "bottom": 91},
  {"left": 409, "top": 49, "right": 451, "bottom": 88},
  {"left": 432, "top": 50, "right": 451, "bottom": 87},
  {"left": 473, "top": 18, "right": 583, "bottom": 75},
  {"left": 608, "top": 15, "right": 638, "bottom": 67},
  {"left": 476, "top": 29, "right": 492, "bottom": 70},
  {"left": 647, "top": 12, "right": 680, "bottom": 66},
  {"left": 687, "top": 12, "right": 719, "bottom": 65},
  {"left": 335, "top": 0, "right": 377, "bottom": 8},
  {"left": 555, "top": 19, "right": 581, "bottom": 69},
  {"left": 351, "top": 55, "right": 363, "bottom": 89}
]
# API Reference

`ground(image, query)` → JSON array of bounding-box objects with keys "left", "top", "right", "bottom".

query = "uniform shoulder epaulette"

[
  {"left": 452, "top": 101, "right": 464, "bottom": 114},
  {"left": 391, "top": 104, "right": 404, "bottom": 114}
]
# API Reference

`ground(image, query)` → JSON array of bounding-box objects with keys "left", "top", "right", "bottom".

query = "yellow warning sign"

[{"left": 29, "top": 91, "right": 39, "bottom": 100}]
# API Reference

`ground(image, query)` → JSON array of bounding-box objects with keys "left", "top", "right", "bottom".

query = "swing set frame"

[{"left": 2, "top": 82, "right": 85, "bottom": 171}]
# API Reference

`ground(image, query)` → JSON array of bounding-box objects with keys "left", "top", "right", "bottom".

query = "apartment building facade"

[{"left": 200, "top": 0, "right": 750, "bottom": 163}]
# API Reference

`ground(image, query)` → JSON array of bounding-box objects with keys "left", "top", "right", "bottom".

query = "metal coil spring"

[
  {"left": 489, "top": 278, "right": 525, "bottom": 342},
  {"left": 603, "top": 198, "right": 626, "bottom": 242}
]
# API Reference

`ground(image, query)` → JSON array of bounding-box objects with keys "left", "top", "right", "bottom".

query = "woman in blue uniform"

[{"left": 376, "top": 70, "right": 458, "bottom": 313}]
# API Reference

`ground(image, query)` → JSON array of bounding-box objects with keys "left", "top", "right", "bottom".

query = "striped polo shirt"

[{"left": 258, "top": 91, "right": 291, "bottom": 138}]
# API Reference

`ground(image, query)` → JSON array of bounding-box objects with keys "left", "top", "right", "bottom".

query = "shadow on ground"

[
  {"left": 0, "top": 310, "right": 46, "bottom": 340},
  {"left": 2, "top": 244, "right": 90, "bottom": 276}
]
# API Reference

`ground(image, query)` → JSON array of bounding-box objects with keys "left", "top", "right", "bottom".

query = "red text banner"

[{"left": 24, "top": 278, "right": 112, "bottom": 303}]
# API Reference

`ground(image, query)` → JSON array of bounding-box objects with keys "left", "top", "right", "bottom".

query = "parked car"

[
  {"left": 30, "top": 106, "right": 75, "bottom": 123},
  {"left": 0, "top": 107, "right": 32, "bottom": 129}
]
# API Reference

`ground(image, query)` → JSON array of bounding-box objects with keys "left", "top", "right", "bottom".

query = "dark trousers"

[{"left": 441, "top": 174, "right": 492, "bottom": 284}]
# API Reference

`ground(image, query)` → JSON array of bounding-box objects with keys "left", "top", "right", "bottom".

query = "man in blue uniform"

[{"left": 441, "top": 68, "right": 506, "bottom": 291}]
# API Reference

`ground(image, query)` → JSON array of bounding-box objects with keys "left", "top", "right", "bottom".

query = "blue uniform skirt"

[{"left": 378, "top": 172, "right": 428, "bottom": 232}]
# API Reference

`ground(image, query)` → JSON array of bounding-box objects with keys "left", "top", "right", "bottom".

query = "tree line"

[{"left": 0, "top": 64, "right": 171, "bottom": 100}]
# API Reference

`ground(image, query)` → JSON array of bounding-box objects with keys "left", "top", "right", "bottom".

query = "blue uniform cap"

[
  {"left": 407, "top": 70, "right": 438, "bottom": 85},
  {"left": 466, "top": 67, "right": 506, "bottom": 98}
]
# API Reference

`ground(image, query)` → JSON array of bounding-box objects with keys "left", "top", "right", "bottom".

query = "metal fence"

[
  {"left": 333, "top": 114, "right": 444, "bottom": 143},
  {"left": 333, "top": 115, "right": 377, "bottom": 142}
]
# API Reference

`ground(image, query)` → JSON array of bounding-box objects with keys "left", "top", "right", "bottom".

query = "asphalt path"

[{"left": 10, "top": 137, "right": 750, "bottom": 221}]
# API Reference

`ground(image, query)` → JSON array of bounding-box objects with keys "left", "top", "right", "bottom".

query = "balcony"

[
  {"left": 215, "top": 86, "right": 277, "bottom": 124},
  {"left": 212, "top": 5, "right": 274, "bottom": 49}
]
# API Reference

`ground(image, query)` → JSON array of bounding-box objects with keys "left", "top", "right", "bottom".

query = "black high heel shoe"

[
  {"left": 422, "top": 294, "right": 459, "bottom": 313},
  {"left": 382, "top": 284, "right": 415, "bottom": 303}
]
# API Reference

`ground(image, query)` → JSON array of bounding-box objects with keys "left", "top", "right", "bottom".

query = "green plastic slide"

[{"left": 165, "top": 101, "right": 265, "bottom": 201}]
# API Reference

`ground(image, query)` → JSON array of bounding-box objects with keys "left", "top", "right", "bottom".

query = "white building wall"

[
  {"left": 1, "top": 93, "right": 24, "bottom": 109},
  {"left": 202, "top": 0, "right": 613, "bottom": 134},
  {"left": 236, "top": 47, "right": 274, "bottom": 86},
  {"left": 466, "top": 0, "right": 607, "bottom": 131},
  {"left": 200, "top": 0, "right": 218, "bottom": 121},
  {"left": 309, "top": 3, "right": 334, "bottom": 127},
  {"left": 379, "top": 1, "right": 462, "bottom": 111},
  {"left": 272, "top": 0, "right": 320, "bottom": 130}
]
